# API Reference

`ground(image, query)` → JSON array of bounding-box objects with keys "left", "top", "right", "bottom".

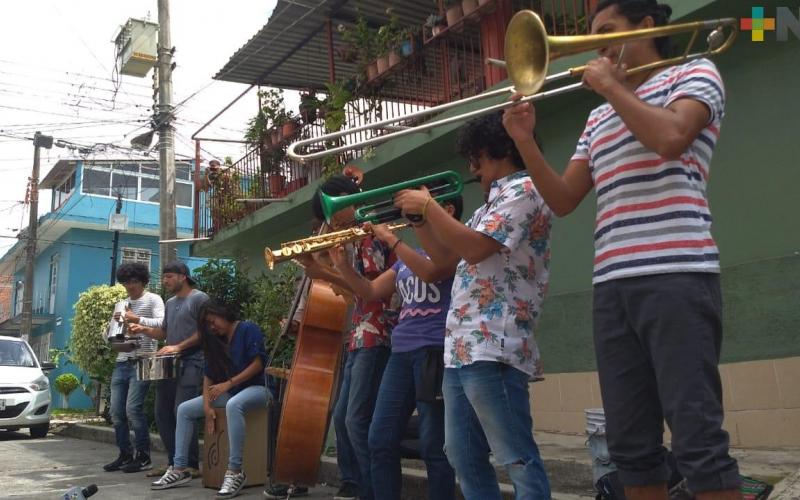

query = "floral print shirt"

[
  {"left": 444, "top": 170, "right": 552, "bottom": 378},
  {"left": 348, "top": 235, "right": 398, "bottom": 351}
]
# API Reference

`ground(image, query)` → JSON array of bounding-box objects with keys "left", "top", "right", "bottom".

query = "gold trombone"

[{"left": 287, "top": 10, "right": 737, "bottom": 163}]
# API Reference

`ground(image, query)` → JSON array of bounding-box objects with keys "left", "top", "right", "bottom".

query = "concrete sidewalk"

[
  {"left": 0, "top": 429, "right": 337, "bottom": 499},
  {"left": 50, "top": 421, "right": 800, "bottom": 499}
]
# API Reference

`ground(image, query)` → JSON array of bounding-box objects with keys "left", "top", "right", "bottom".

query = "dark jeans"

[
  {"left": 110, "top": 361, "right": 150, "bottom": 455},
  {"left": 155, "top": 356, "right": 203, "bottom": 468},
  {"left": 368, "top": 347, "right": 455, "bottom": 500},
  {"left": 593, "top": 272, "right": 740, "bottom": 493},
  {"left": 332, "top": 346, "right": 390, "bottom": 500}
]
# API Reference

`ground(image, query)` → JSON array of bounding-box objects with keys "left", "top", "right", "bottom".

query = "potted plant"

[
  {"left": 425, "top": 13, "right": 446, "bottom": 38},
  {"left": 341, "top": 14, "right": 377, "bottom": 80},
  {"left": 280, "top": 112, "right": 298, "bottom": 139},
  {"left": 399, "top": 27, "right": 418, "bottom": 57},
  {"left": 375, "top": 8, "right": 403, "bottom": 73},
  {"left": 462, "top": 0, "right": 479, "bottom": 17},
  {"left": 299, "top": 89, "right": 321, "bottom": 124},
  {"left": 445, "top": 0, "right": 464, "bottom": 30}
]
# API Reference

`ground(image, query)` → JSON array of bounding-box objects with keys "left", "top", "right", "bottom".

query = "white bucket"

[{"left": 586, "top": 407, "right": 606, "bottom": 436}]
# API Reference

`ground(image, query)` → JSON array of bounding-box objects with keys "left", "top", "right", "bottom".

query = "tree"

[
  {"left": 69, "top": 284, "right": 128, "bottom": 393},
  {"left": 191, "top": 259, "right": 254, "bottom": 317},
  {"left": 54, "top": 373, "right": 80, "bottom": 409},
  {"left": 243, "top": 264, "right": 302, "bottom": 367}
]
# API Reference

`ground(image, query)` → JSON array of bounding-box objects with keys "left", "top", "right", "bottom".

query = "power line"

[
  {"left": 0, "top": 58, "right": 153, "bottom": 90},
  {"left": 0, "top": 103, "right": 150, "bottom": 123}
]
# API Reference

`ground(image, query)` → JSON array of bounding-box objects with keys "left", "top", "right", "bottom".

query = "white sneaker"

[
  {"left": 150, "top": 466, "right": 192, "bottom": 490},
  {"left": 216, "top": 470, "right": 246, "bottom": 498}
]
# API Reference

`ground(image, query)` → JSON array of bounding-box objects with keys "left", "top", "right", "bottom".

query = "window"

[
  {"left": 52, "top": 171, "right": 76, "bottom": 210},
  {"left": 121, "top": 247, "right": 151, "bottom": 271},
  {"left": 29, "top": 332, "right": 52, "bottom": 363},
  {"left": 14, "top": 281, "right": 23, "bottom": 316},
  {"left": 111, "top": 167, "right": 138, "bottom": 200},
  {"left": 81, "top": 162, "right": 194, "bottom": 207},
  {"left": 0, "top": 339, "right": 36, "bottom": 367},
  {"left": 83, "top": 168, "right": 111, "bottom": 196},
  {"left": 48, "top": 254, "right": 59, "bottom": 314}
]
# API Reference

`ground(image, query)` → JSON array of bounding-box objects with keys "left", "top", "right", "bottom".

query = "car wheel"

[{"left": 29, "top": 423, "right": 49, "bottom": 439}]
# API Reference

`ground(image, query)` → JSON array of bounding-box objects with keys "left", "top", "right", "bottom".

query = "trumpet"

[
  {"left": 264, "top": 222, "right": 409, "bottom": 270},
  {"left": 287, "top": 11, "right": 737, "bottom": 163},
  {"left": 320, "top": 170, "right": 464, "bottom": 225}
]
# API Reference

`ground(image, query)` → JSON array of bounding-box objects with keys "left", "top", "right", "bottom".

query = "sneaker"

[
  {"left": 263, "top": 484, "right": 309, "bottom": 499},
  {"left": 121, "top": 451, "right": 152, "bottom": 473},
  {"left": 216, "top": 470, "right": 246, "bottom": 498},
  {"left": 146, "top": 465, "right": 168, "bottom": 477},
  {"left": 103, "top": 452, "right": 133, "bottom": 472},
  {"left": 150, "top": 466, "right": 192, "bottom": 490},
  {"left": 333, "top": 482, "right": 358, "bottom": 500}
]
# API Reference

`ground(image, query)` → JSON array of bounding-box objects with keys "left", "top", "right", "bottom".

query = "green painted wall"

[{"left": 194, "top": 0, "right": 799, "bottom": 372}]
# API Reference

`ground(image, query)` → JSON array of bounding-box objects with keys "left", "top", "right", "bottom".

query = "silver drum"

[{"left": 135, "top": 355, "right": 181, "bottom": 381}]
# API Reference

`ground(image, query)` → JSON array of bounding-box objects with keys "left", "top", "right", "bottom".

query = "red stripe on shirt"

[
  {"left": 595, "top": 157, "right": 667, "bottom": 185},
  {"left": 597, "top": 196, "right": 709, "bottom": 224},
  {"left": 595, "top": 154, "right": 710, "bottom": 186},
  {"left": 594, "top": 238, "right": 717, "bottom": 265}
]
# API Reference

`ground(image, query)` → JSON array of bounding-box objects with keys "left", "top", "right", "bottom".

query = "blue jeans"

[
  {"left": 368, "top": 347, "right": 455, "bottom": 500},
  {"left": 443, "top": 362, "right": 551, "bottom": 500},
  {"left": 332, "top": 346, "right": 389, "bottom": 499},
  {"left": 110, "top": 361, "right": 151, "bottom": 455},
  {"left": 174, "top": 385, "right": 270, "bottom": 471}
]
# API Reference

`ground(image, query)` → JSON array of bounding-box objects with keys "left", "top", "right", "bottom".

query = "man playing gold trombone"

[{"left": 504, "top": 1, "right": 740, "bottom": 499}]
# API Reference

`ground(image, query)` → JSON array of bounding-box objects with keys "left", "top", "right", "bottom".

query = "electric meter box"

[{"left": 115, "top": 18, "right": 159, "bottom": 78}]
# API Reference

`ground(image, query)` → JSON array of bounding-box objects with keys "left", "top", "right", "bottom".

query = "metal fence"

[{"left": 195, "top": 0, "right": 589, "bottom": 237}]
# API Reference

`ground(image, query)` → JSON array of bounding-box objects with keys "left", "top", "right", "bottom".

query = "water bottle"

[{"left": 62, "top": 484, "right": 98, "bottom": 500}]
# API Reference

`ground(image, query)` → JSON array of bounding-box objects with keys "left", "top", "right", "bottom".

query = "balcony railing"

[{"left": 195, "top": 0, "right": 589, "bottom": 238}]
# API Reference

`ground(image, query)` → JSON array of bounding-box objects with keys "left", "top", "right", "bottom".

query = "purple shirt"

[{"left": 390, "top": 250, "right": 453, "bottom": 352}]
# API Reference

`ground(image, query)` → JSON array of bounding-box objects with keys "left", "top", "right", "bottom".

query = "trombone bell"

[{"left": 505, "top": 10, "right": 550, "bottom": 96}]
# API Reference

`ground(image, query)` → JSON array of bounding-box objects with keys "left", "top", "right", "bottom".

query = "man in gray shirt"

[
  {"left": 131, "top": 261, "right": 209, "bottom": 478},
  {"left": 103, "top": 263, "right": 164, "bottom": 474}
]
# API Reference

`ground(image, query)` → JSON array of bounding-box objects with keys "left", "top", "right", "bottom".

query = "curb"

[
  {"left": 52, "top": 422, "right": 168, "bottom": 454},
  {"left": 54, "top": 423, "right": 593, "bottom": 499}
]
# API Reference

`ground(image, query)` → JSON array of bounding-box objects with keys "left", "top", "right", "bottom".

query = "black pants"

[
  {"left": 155, "top": 356, "right": 203, "bottom": 468},
  {"left": 593, "top": 272, "right": 740, "bottom": 493}
]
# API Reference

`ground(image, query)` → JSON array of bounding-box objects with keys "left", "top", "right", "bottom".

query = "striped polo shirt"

[
  {"left": 571, "top": 58, "right": 725, "bottom": 284},
  {"left": 116, "top": 291, "right": 165, "bottom": 362}
]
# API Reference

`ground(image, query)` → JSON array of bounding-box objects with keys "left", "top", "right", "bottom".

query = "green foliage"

[
  {"left": 245, "top": 88, "right": 291, "bottom": 147},
  {"left": 376, "top": 8, "right": 403, "bottom": 55},
  {"left": 69, "top": 284, "right": 128, "bottom": 387},
  {"left": 54, "top": 373, "right": 80, "bottom": 408},
  {"left": 243, "top": 264, "right": 302, "bottom": 367},
  {"left": 191, "top": 259, "right": 254, "bottom": 316},
  {"left": 341, "top": 14, "right": 377, "bottom": 67},
  {"left": 323, "top": 82, "right": 353, "bottom": 134}
]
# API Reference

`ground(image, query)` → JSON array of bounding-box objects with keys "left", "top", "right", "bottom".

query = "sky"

[{"left": 0, "top": 0, "right": 297, "bottom": 255}]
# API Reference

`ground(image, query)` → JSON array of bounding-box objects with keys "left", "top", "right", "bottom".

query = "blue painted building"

[{"left": 0, "top": 156, "right": 207, "bottom": 409}]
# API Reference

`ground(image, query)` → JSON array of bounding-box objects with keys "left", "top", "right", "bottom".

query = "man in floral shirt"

[
  {"left": 298, "top": 174, "right": 397, "bottom": 500},
  {"left": 395, "top": 112, "right": 552, "bottom": 499}
]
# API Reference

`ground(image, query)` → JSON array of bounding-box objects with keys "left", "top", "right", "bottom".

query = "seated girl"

[{"left": 151, "top": 301, "right": 270, "bottom": 499}]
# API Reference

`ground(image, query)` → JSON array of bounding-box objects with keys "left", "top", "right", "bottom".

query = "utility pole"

[
  {"left": 157, "top": 0, "right": 177, "bottom": 267},
  {"left": 20, "top": 132, "right": 52, "bottom": 340},
  {"left": 109, "top": 193, "right": 123, "bottom": 285}
]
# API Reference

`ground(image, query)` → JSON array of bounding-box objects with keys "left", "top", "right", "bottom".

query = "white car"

[{"left": 0, "top": 335, "right": 55, "bottom": 438}]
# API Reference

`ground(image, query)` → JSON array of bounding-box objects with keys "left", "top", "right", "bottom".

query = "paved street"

[{"left": 0, "top": 431, "right": 336, "bottom": 499}]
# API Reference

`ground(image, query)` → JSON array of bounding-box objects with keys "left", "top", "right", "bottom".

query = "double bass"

[{"left": 266, "top": 166, "right": 362, "bottom": 486}]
